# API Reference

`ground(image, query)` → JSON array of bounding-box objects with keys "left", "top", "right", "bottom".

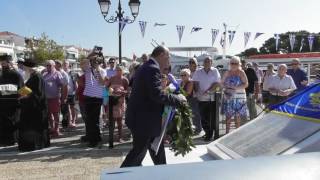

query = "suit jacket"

[{"left": 125, "top": 59, "right": 182, "bottom": 137}]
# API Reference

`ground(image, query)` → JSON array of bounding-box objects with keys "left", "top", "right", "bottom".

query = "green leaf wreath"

[{"left": 167, "top": 90, "right": 195, "bottom": 156}]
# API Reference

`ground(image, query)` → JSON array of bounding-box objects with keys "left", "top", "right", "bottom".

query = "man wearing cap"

[
  {"left": 287, "top": 58, "right": 308, "bottom": 92},
  {"left": 0, "top": 55, "right": 24, "bottom": 146},
  {"left": 18, "top": 58, "right": 50, "bottom": 151}
]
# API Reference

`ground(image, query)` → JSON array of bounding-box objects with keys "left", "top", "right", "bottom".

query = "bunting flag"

[
  {"left": 300, "top": 38, "right": 305, "bottom": 52},
  {"left": 254, "top": 32, "right": 264, "bottom": 40},
  {"left": 119, "top": 18, "right": 129, "bottom": 34},
  {"left": 176, "top": 25, "right": 185, "bottom": 43},
  {"left": 220, "top": 32, "right": 226, "bottom": 48},
  {"left": 274, "top": 34, "right": 280, "bottom": 51},
  {"left": 289, "top": 34, "right": 296, "bottom": 52},
  {"left": 244, "top": 32, "right": 251, "bottom": 48},
  {"left": 191, "top": 27, "right": 203, "bottom": 33},
  {"left": 228, "top": 30, "right": 236, "bottom": 46},
  {"left": 211, "top": 29, "right": 219, "bottom": 46},
  {"left": 138, "top": 21, "right": 147, "bottom": 38},
  {"left": 154, "top": 23, "right": 166, "bottom": 27},
  {"left": 308, "top": 35, "right": 315, "bottom": 52}
]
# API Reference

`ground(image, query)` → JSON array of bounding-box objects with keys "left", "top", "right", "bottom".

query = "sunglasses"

[
  {"left": 292, "top": 63, "right": 299, "bottom": 65},
  {"left": 230, "top": 62, "right": 239, "bottom": 65},
  {"left": 180, "top": 74, "right": 187, "bottom": 77}
]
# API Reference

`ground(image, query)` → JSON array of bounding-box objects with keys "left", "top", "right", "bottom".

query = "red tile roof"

[{"left": 0, "top": 31, "right": 23, "bottom": 37}]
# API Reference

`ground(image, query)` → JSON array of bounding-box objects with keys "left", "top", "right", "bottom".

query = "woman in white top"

[{"left": 267, "top": 64, "right": 296, "bottom": 105}]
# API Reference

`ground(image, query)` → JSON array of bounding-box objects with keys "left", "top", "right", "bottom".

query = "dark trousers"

[
  {"left": 269, "top": 95, "right": 288, "bottom": 106},
  {"left": 61, "top": 103, "right": 69, "bottom": 128},
  {"left": 84, "top": 96, "right": 102, "bottom": 143},
  {"left": 189, "top": 97, "right": 202, "bottom": 132},
  {"left": 198, "top": 101, "right": 217, "bottom": 139},
  {"left": 121, "top": 133, "right": 166, "bottom": 168},
  {"left": 0, "top": 109, "right": 18, "bottom": 145}
]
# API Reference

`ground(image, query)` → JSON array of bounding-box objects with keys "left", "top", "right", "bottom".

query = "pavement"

[{"left": 0, "top": 105, "right": 262, "bottom": 179}]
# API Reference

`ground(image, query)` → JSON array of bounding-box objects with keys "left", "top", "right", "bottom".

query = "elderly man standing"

[
  {"left": 0, "top": 55, "right": 24, "bottom": 146},
  {"left": 287, "top": 58, "right": 308, "bottom": 93},
  {"left": 121, "top": 46, "right": 186, "bottom": 167},
  {"left": 267, "top": 64, "right": 296, "bottom": 105},
  {"left": 43, "top": 60, "right": 66, "bottom": 137},
  {"left": 193, "top": 57, "right": 221, "bottom": 141}
]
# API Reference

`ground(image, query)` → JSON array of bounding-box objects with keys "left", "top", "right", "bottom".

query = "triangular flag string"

[
  {"left": 244, "top": 32, "right": 251, "bottom": 48},
  {"left": 220, "top": 32, "right": 226, "bottom": 48},
  {"left": 211, "top": 29, "right": 219, "bottom": 46},
  {"left": 289, "top": 34, "right": 296, "bottom": 52},
  {"left": 228, "top": 30, "right": 236, "bottom": 46},
  {"left": 191, "top": 27, "right": 203, "bottom": 33},
  {"left": 299, "top": 38, "right": 305, "bottom": 52},
  {"left": 254, "top": 32, "right": 264, "bottom": 40},
  {"left": 119, "top": 18, "right": 129, "bottom": 34},
  {"left": 308, "top": 35, "right": 315, "bottom": 52},
  {"left": 176, "top": 25, "right": 185, "bottom": 43},
  {"left": 274, "top": 34, "right": 280, "bottom": 51},
  {"left": 138, "top": 21, "right": 147, "bottom": 38}
]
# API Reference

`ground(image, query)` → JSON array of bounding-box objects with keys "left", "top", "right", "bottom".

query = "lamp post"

[{"left": 98, "top": 0, "right": 140, "bottom": 64}]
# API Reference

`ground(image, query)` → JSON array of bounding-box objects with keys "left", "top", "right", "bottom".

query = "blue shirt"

[{"left": 287, "top": 68, "right": 307, "bottom": 91}]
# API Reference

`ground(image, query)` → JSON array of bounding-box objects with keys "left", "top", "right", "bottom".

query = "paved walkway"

[{"left": 0, "top": 104, "right": 263, "bottom": 179}]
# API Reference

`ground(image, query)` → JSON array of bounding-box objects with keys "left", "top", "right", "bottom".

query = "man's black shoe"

[
  {"left": 88, "top": 141, "right": 98, "bottom": 148},
  {"left": 80, "top": 136, "right": 88, "bottom": 142}
]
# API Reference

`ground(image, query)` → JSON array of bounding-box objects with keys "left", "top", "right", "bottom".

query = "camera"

[{"left": 89, "top": 46, "right": 104, "bottom": 67}]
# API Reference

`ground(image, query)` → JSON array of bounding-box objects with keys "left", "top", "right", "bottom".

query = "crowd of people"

[{"left": 0, "top": 46, "right": 309, "bottom": 153}]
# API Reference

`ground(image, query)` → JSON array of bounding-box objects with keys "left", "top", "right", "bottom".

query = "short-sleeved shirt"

[
  {"left": 59, "top": 69, "right": 69, "bottom": 86},
  {"left": 106, "top": 68, "right": 116, "bottom": 78},
  {"left": 66, "top": 70, "right": 76, "bottom": 95},
  {"left": 43, "top": 70, "right": 64, "bottom": 99},
  {"left": 254, "top": 68, "right": 264, "bottom": 84},
  {"left": 245, "top": 68, "right": 258, "bottom": 95},
  {"left": 267, "top": 74, "right": 297, "bottom": 96},
  {"left": 83, "top": 68, "right": 107, "bottom": 98},
  {"left": 287, "top": 68, "right": 308, "bottom": 91},
  {"left": 192, "top": 67, "right": 221, "bottom": 101}
]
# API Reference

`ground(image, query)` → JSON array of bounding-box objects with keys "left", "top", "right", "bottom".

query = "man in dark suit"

[{"left": 121, "top": 46, "right": 186, "bottom": 167}]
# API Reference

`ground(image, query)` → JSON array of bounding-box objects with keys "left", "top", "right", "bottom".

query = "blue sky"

[{"left": 1, "top": 0, "right": 320, "bottom": 58}]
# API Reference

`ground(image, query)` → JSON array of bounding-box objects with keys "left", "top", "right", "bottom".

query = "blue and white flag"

[
  {"left": 254, "top": 32, "right": 264, "bottom": 40},
  {"left": 191, "top": 27, "right": 203, "bottom": 33},
  {"left": 274, "top": 34, "right": 280, "bottom": 51},
  {"left": 154, "top": 23, "right": 166, "bottom": 27},
  {"left": 138, "top": 21, "right": 147, "bottom": 38},
  {"left": 300, "top": 38, "right": 305, "bottom": 52},
  {"left": 176, "top": 25, "right": 185, "bottom": 43},
  {"left": 289, "top": 34, "right": 296, "bottom": 52},
  {"left": 244, "top": 32, "right": 251, "bottom": 48},
  {"left": 308, "top": 35, "right": 315, "bottom": 52},
  {"left": 228, "top": 30, "right": 236, "bottom": 46},
  {"left": 211, "top": 29, "right": 219, "bottom": 46},
  {"left": 119, "top": 18, "right": 129, "bottom": 34},
  {"left": 220, "top": 32, "right": 226, "bottom": 48}
]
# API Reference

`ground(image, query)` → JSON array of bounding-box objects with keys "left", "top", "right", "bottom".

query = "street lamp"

[{"left": 98, "top": 0, "right": 141, "bottom": 64}]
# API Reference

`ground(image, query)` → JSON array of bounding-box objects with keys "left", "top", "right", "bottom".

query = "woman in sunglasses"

[{"left": 222, "top": 57, "right": 248, "bottom": 134}]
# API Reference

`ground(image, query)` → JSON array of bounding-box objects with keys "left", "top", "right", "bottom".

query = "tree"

[
  {"left": 238, "top": 47, "right": 259, "bottom": 58},
  {"left": 258, "top": 30, "right": 320, "bottom": 54},
  {"left": 26, "top": 33, "right": 64, "bottom": 64}
]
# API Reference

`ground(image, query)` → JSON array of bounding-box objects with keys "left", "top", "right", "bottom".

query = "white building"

[{"left": 0, "top": 31, "right": 26, "bottom": 61}]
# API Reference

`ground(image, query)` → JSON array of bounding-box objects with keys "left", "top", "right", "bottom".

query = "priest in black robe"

[
  {"left": 0, "top": 55, "right": 24, "bottom": 146},
  {"left": 18, "top": 58, "right": 50, "bottom": 151}
]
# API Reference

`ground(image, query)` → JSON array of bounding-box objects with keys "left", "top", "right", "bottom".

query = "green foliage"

[
  {"left": 27, "top": 33, "right": 64, "bottom": 64},
  {"left": 259, "top": 30, "right": 319, "bottom": 54},
  {"left": 239, "top": 30, "right": 320, "bottom": 57},
  {"left": 238, "top": 47, "right": 259, "bottom": 58},
  {"left": 167, "top": 90, "right": 195, "bottom": 156}
]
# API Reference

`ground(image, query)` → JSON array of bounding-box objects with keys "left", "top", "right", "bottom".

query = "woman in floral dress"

[{"left": 222, "top": 57, "right": 248, "bottom": 134}]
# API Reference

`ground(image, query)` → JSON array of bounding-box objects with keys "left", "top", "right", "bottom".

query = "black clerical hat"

[
  {"left": 0, "top": 54, "right": 13, "bottom": 62},
  {"left": 23, "top": 58, "right": 37, "bottom": 68}
]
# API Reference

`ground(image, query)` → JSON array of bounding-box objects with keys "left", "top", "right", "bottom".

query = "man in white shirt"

[
  {"left": 193, "top": 57, "right": 221, "bottom": 141},
  {"left": 267, "top": 64, "right": 296, "bottom": 105}
]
